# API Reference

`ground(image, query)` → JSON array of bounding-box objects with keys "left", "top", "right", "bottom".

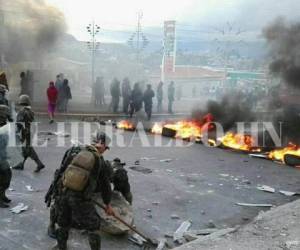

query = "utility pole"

[
  {"left": 86, "top": 21, "right": 100, "bottom": 86},
  {"left": 128, "top": 11, "right": 149, "bottom": 79},
  {"left": 136, "top": 11, "right": 142, "bottom": 63}
]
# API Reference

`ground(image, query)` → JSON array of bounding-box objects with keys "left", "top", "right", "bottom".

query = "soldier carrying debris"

[
  {"left": 46, "top": 131, "right": 114, "bottom": 250},
  {"left": 12, "top": 95, "right": 45, "bottom": 172},
  {"left": 0, "top": 86, "right": 12, "bottom": 208}
]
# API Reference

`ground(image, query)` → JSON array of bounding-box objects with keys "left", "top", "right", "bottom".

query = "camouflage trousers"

[
  {"left": 56, "top": 192, "right": 101, "bottom": 231},
  {"left": 0, "top": 160, "right": 11, "bottom": 191},
  {"left": 21, "top": 146, "right": 43, "bottom": 165}
]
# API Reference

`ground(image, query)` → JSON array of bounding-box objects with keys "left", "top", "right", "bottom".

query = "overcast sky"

[{"left": 46, "top": 0, "right": 300, "bottom": 42}]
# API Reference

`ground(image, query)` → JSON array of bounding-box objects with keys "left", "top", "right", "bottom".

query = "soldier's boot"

[
  {"left": 48, "top": 223, "right": 57, "bottom": 239},
  {"left": 48, "top": 206, "right": 57, "bottom": 239},
  {"left": 54, "top": 228, "right": 68, "bottom": 250},
  {"left": 0, "top": 199, "right": 9, "bottom": 208},
  {"left": 31, "top": 151, "right": 45, "bottom": 173},
  {"left": 88, "top": 232, "right": 101, "bottom": 250},
  {"left": 0, "top": 190, "right": 9, "bottom": 208},
  {"left": 12, "top": 162, "right": 24, "bottom": 170},
  {"left": 124, "top": 192, "right": 133, "bottom": 205},
  {"left": 2, "top": 191, "right": 11, "bottom": 203}
]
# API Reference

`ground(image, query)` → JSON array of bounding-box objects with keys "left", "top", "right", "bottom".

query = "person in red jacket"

[{"left": 47, "top": 81, "right": 58, "bottom": 124}]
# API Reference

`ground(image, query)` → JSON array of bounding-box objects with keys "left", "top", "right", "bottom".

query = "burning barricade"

[
  {"left": 217, "top": 132, "right": 261, "bottom": 153},
  {"left": 151, "top": 120, "right": 202, "bottom": 140},
  {"left": 116, "top": 120, "right": 136, "bottom": 131},
  {"left": 268, "top": 143, "right": 300, "bottom": 166},
  {"left": 151, "top": 113, "right": 214, "bottom": 141}
]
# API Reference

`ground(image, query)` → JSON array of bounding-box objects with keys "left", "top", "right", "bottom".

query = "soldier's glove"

[{"left": 105, "top": 204, "right": 115, "bottom": 216}]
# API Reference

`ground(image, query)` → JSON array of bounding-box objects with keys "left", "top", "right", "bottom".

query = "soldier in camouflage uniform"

[
  {"left": 12, "top": 95, "right": 45, "bottom": 172},
  {"left": 46, "top": 156, "right": 132, "bottom": 240},
  {"left": 0, "top": 99, "right": 12, "bottom": 208},
  {"left": 48, "top": 131, "right": 113, "bottom": 250},
  {"left": 108, "top": 158, "right": 132, "bottom": 204}
]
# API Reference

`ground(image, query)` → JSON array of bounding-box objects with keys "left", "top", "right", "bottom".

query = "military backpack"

[{"left": 62, "top": 150, "right": 96, "bottom": 192}]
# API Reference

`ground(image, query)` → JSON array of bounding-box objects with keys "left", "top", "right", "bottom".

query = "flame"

[
  {"left": 152, "top": 120, "right": 203, "bottom": 140},
  {"left": 268, "top": 143, "right": 300, "bottom": 163},
  {"left": 117, "top": 120, "right": 135, "bottom": 130},
  {"left": 151, "top": 114, "right": 214, "bottom": 140},
  {"left": 151, "top": 122, "right": 163, "bottom": 134},
  {"left": 219, "top": 132, "right": 257, "bottom": 151}
]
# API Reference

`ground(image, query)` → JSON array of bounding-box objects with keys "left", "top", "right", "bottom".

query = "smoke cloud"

[
  {"left": 263, "top": 18, "right": 300, "bottom": 88},
  {"left": 192, "top": 92, "right": 256, "bottom": 132},
  {"left": 0, "top": 0, "right": 66, "bottom": 63},
  {"left": 263, "top": 18, "right": 300, "bottom": 144}
]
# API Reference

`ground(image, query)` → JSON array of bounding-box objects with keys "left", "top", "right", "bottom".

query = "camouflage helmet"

[
  {"left": 113, "top": 157, "right": 121, "bottom": 163},
  {"left": 18, "top": 94, "right": 31, "bottom": 106},
  {"left": 92, "top": 131, "right": 111, "bottom": 148}
]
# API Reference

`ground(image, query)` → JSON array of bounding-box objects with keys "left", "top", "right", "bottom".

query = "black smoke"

[
  {"left": 192, "top": 91, "right": 256, "bottom": 132},
  {"left": 264, "top": 18, "right": 300, "bottom": 144},
  {"left": 263, "top": 18, "right": 300, "bottom": 88},
  {"left": 0, "top": 0, "right": 66, "bottom": 63}
]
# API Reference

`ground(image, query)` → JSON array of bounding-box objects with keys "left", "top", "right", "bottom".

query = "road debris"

[
  {"left": 188, "top": 228, "right": 219, "bottom": 236},
  {"left": 171, "top": 214, "right": 180, "bottom": 220},
  {"left": 10, "top": 203, "right": 28, "bottom": 214},
  {"left": 279, "top": 190, "right": 298, "bottom": 197},
  {"left": 155, "top": 238, "right": 167, "bottom": 250},
  {"left": 236, "top": 203, "right": 273, "bottom": 207},
  {"left": 173, "top": 220, "right": 192, "bottom": 243},
  {"left": 53, "top": 131, "right": 70, "bottom": 137},
  {"left": 38, "top": 131, "right": 70, "bottom": 137},
  {"left": 129, "top": 166, "right": 152, "bottom": 174},
  {"left": 128, "top": 233, "right": 146, "bottom": 246},
  {"left": 183, "top": 232, "right": 198, "bottom": 242},
  {"left": 257, "top": 185, "right": 275, "bottom": 193},
  {"left": 207, "top": 220, "right": 217, "bottom": 228},
  {"left": 160, "top": 159, "right": 173, "bottom": 163},
  {"left": 249, "top": 153, "right": 268, "bottom": 159},
  {"left": 285, "top": 240, "right": 300, "bottom": 249},
  {"left": 26, "top": 185, "right": 36, "bottom": 192},
  {"left": 219, "top": 173, "right": 229, "bottom": 177},
  {"left": 141, "top": 157, "right": 156, "bottom": 161}
]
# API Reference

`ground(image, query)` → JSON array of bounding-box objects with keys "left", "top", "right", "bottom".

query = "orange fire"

[
  {"left": 117, "top": 120, "right": 135, "bottom": 130},
  {"left": 268, "top": 143, "right": 300, "bottom": 163},
  {"left": 151, "top": 122, "right": 163, "bottom": 134},
  {"left": 151, "top": 120, "right": 203, "bottom": 140},
  {"left": 219, "top": 132, "right": 258, "bottom": 152}
]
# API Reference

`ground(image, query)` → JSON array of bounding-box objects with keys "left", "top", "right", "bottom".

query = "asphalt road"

[{"left": 1, "top": 119, "right": 300, "bottom": 250}]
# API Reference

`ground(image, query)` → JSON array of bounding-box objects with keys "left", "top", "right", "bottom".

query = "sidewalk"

[
  {"left": 174, "top": 199, "right": 300, "bottom": 250},
  {"left": 32, "top": 102, "right": 188, "bottom": 119}
]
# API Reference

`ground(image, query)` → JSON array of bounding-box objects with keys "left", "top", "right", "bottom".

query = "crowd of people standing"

[
  {"left": 1, "top": 70, "right": 177, "bottom": 123},
  {"left": 105, "top": 77, "right": 176, "bottom": 119}
]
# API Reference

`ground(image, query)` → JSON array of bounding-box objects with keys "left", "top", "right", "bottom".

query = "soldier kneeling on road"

[
  {"left": 46, "top": 131, "right": 114, "bottom": 250},
  {"left": 107, "top": 158, "right": 132, "bottom": 205}
]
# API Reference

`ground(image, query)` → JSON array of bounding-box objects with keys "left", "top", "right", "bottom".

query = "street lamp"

[{"left": 86, "top": 21, "right": 101, "bottom": 86}]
